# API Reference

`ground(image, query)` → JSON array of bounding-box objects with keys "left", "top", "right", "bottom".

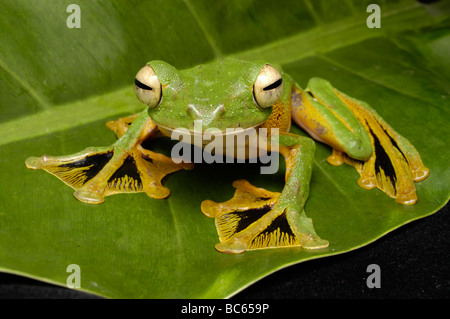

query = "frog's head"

[{"left": 133, "top": 58, "right": 284, "bottom": 134}]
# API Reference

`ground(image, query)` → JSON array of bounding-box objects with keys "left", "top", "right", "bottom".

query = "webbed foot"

[
  {"left": 25, "top": 144, "right": 193, "bottom": 204},
  {"left": 201, "top": 180, "right": 328, "bottom": 254},
  {"left": 25, "top": 113, "right": 193, "bottom": 204},
  {"left": 333, "top": 91, "right": 430, "bottom": 205}
]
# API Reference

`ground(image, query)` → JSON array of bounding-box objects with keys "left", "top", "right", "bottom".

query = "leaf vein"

[
  {"left": 0, "top": 59, "right": 50, "bottom": 111},
  {"left": 316, "top": 53, "right": 439, "bottom": 107},
  {"left": 184, "top": 0, "right": 222, "bottom": 58}
]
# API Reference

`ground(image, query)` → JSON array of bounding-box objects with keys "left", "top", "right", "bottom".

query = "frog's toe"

[
  {"left": 215, "top": 239, "right": 248, "bottom": 254},
  {"left": 201, "top": 179, "right": 279, "bottom": 220},
  {"left": 201, "top": 179, "right": 328, "bottom": 253},
  {"left": 105, "top": 113, "right": 140, "bottom": 138},
  {"left": 200, "top": 200, "right": 221, "bottom": 218},
  {"left": 74, "top": 189, "right": 105, "bottom": 204},
  {"left": 25, "top": 156, "right": 45, "bottom": 170}
]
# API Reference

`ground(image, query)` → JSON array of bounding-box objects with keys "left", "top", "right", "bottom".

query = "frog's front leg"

[
  {"left": 201, "top": 132, "right": 329, "bottom": 254},
  {"left": 25, "top": 111, "right": 192, "bottom": 204},
  {"left": 292, "top": 78, "right": 429, "bottom": 205}
]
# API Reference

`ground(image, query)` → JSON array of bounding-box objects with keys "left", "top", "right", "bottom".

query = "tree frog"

[{"left": 25, "top": 58, "right": 429, "bottom": 254}]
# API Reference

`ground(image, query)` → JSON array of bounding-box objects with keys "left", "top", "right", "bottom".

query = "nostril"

[
  {"left": 213, "top": 104, "right": 225, "bottom": 118},
  {"left": 187, "top": 104, "right": 225, "bottom": 121},
  {"left": 187, "top": 104, "right": 201, "bottom": 119}
]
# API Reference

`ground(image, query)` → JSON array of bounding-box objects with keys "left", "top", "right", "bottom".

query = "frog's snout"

[{"left": 187, "top": 104, "right": 225, "bottom": 126}]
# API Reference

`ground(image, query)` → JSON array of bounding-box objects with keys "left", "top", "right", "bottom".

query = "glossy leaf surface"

[{"left": 0, "top": 0, "right": 449, "bottom": 298}]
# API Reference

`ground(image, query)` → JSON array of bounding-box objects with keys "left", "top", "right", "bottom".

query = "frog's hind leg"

[
  {"left": 25, "top": 111, "right": 192, "bottom": 204},
  {"left": 334, "top": 90, "right": 429, "bottom": 204},
  {"left": 291, "top": 79, "right": 429, "bottom": 205},
  {"left": 201, "top": 134, "right": 328, "bottom": 254}
]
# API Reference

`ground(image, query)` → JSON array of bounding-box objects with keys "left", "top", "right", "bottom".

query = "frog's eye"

[
  {"left": 253, "top": 64, "right": 283, "bottom": 108},
  {"left": 134, "top": 64, "right": 162, "bottom": 108}
]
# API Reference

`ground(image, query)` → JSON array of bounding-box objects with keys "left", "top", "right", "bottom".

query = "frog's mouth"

[
  {"left": 155, "top": 121, "right": 270, "bottom": 159},
  {"left": 155, "top": 121, "right": 266, "bottom": 140}
]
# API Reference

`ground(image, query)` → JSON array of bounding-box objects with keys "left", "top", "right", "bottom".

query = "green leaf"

[{"left": 0, "top": 0, "right": 449, "bottom": 298}]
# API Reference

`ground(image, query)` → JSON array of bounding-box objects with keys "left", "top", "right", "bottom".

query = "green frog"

[{"left": 25, "top": 58, "right": 429, "bottom": 253}]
